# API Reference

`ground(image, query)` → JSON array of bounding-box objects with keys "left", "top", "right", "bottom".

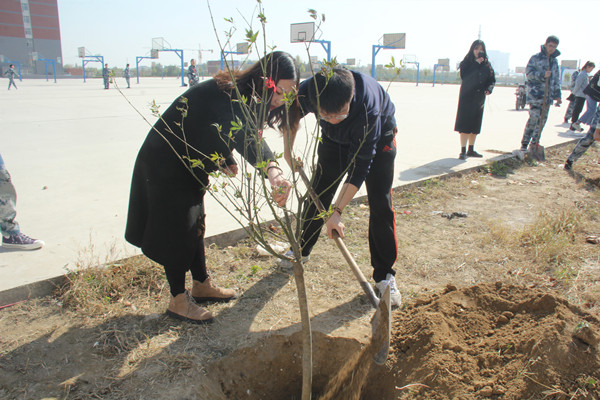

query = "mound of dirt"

[{"left": 366, "top": 282, "right": 600, "bottom": 399}]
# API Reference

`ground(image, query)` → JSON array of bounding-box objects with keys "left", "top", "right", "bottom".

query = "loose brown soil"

[{"left": 2, "top": 143, "right": 600, "bottom": 399}]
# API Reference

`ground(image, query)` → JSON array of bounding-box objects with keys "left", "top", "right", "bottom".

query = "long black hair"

[
  {"left": 461, "top": 40, "right": 488, "bottom": 66},
  {"left": 214, "top": 51, "right": 299, "bottom": 131}
]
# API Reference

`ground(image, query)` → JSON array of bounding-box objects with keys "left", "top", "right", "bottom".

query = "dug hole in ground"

[{"left": 1, "top": 143, "right": 600, "bottom": 399}]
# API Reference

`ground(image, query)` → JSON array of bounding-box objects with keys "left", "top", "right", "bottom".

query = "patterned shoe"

[{"left": 2, "top": 233, "right": 44, "bottom": 250}]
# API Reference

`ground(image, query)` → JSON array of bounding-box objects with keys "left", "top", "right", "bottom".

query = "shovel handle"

[{"left": 297, "top": 167, "right": 380, "bottom": 308}]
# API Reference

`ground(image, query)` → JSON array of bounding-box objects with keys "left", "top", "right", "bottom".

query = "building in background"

[{"left": 0, "top": 0, "right": 63, "bottom": 75}]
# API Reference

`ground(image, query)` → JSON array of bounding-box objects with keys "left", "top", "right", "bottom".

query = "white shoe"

[
  {"left": 279, "top": 249, "right": 310, "bottom": 270},
  {"left": 571, "top": 123, "right": 584, "bottom": 132},
  {"left": 375, "top": 273, "right": 402, "bottom": 307}
]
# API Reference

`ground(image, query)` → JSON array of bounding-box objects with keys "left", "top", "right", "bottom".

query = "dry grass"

[{"left": 58, "top": 256, "right": 166, "bottom": 315}]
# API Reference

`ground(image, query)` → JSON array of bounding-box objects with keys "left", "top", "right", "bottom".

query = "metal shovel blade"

[
  {"left": 530, "top": 144, "right": 545, "bottom": 161},
  {"left": 371, "top": 285, "right": 391, "bottom": 365}
]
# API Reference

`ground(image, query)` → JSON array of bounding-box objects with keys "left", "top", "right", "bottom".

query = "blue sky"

[{"left": 57, "top": 0, "right": 598, "bottom": 72}]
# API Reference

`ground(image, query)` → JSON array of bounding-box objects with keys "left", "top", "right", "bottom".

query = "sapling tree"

[{"left": 114, "top": 2, "right": 403, "bottom": 398}]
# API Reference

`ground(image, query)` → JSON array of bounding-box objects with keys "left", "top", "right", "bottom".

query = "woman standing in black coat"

[
  {"left": 125, "top": 52, "right": 298, "bottom": 324},
  {"left": 454, "top": 40, "right": 496, "bottom": 160}
]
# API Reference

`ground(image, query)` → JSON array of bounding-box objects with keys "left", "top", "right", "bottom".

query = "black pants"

[
  {"left": 299, "top": 134, "right": 398, "bottom": 283},
  {"left": 571, "top": 96, "right": 586, "bottom": 124},
  {"left": 164, "top": 212, "right": 209, "bottom": 297}
]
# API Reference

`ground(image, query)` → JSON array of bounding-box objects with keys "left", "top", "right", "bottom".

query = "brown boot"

[
  {"left": 192, "top": 277, "right": 237, "bottom": 303},
  {"left": 166, "top": 291, "right": 213, "bottom": 324}
]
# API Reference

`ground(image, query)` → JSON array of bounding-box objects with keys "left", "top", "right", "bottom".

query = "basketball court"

[{"left": 0, "top": 75, "right": 579, "bottom": 304}]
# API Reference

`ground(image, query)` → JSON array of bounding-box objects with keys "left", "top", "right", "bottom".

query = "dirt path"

[{"left": 1, "top": 143, "right": 599, "bottom": 399}]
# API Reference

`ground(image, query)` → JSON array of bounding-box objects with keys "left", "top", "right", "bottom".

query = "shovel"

[
  {"left": 297, "top": 166, "right": 391, "bottom": 365},
  {"left": 530, "top": 75, "right": 551, "bottom": 161}
]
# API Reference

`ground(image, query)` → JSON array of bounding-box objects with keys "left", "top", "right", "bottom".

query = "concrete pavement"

[{"left": 0, "top": 76, "right": 580, "bottom": 305}]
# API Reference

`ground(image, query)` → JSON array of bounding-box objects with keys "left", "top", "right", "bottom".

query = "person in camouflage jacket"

[
  {"left": 520, "top": 36, "right": 562, "bottom": 150},
  {"left": 4, "top": 64, "right": 17, "bottom": 90}
]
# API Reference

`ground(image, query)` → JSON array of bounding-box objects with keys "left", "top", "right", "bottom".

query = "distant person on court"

[
  {"left": 282, "top": 67, "right": 402, "bottom": 307},
  {"left": 4, "top": 64, "right": 18, "bottom": 90},
  {"left": 188, "top": 59, "right": 199, "bottom": 87},
  {"left": 102, "top": 63, "right": 110, "bottom": 90},
  {"left": 0, "top": 153, "right": 44, "bottom": 250},
  {"left": 519, "top": 35, "right": 562, "bottom": 152},
  {"left": 123, "top": 64, "right": 131, "bottom": 88},
  {"left": 563, "top": 69, "right": 580, "bottom": 123},
  {"left": 125, "top": 51, "right": 296, "bottom": 324},
  {"left": 569, "top": 61, "right": 595, "bottom": 131},
  {"left": 454, "top": 39, "right": 496, "bottom": 160}
]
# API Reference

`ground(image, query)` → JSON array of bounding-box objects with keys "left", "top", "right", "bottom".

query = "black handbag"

[{"left": 583, "top": 71, "right": 600, "bottom": 102}]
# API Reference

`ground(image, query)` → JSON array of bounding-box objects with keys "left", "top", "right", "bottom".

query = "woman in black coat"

[
  {"left": 454, "top": 40, "right": 496, "bottom": 160},
  {"left": 125, "top": 52, "right": 298, "bottom": 324}
]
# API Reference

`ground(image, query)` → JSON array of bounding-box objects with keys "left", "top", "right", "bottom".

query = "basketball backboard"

[
  {"left": 437, "top": 58, "right": 450, "bottom": 72},
  {"left": 383, "top": 33, "right": 405, "bottom": 49},
  {"left": 78, "top": 47, "right": 85, "bottom": 58},
  {"left": 236, "top": 42, "right": 249, "bottom": 54},
  {"left": 403, "top": 54, "right": 417, "bottom": 64},
  {"left": 152, "top": 37, "right": 166, "bottom": 50},
  {"left": 515, "top": 67, "right": 526, "bottom": 74},
  {"left": 437, "top": 58, "right": 449, "bottom": 67},
  {"left": 561, "top": 60, "right": 578, "bottom": 69},
  {"left": 291, "top": 22, "right": 315, "bottom": 43},
  {"left": 150, "top": 49, "right": 159, "bottom": 59},
  {"left": 346, "top": 58, "right": 356, "bottom": 66}
]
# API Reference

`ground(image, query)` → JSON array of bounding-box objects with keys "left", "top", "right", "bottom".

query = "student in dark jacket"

[
  {"left": 125, "top": 51, "right": 297, "bottom": 324},
  {"left": 454, "top": 40, "right": 496, "bottom": 160},
  {"left": 282, "top": 67, "right": 402, "bottom": 307}
]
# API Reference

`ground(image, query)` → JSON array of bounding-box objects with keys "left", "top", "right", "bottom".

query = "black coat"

[
  {"left": 454, "top": 59, "right": 495, "bottom": 134},
  {"left": 125, "top": 79, "right": 274, "bottom": 267}
]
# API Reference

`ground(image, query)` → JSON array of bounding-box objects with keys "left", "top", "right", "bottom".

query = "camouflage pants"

[
  {"left": 0, "top": 155, "right": 19, "bottom": 236},
  {"left": 567, "top": 126, "right": 597, "bottom": 163},
  {"left": 521, "top": 105, "right": 550, "bottom": 148},
  {"left": 564, "top": 99, "right": 575, "bottom": 121}
]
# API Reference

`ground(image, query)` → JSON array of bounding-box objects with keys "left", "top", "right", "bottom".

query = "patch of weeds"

[
  {"left": 554, "top": 265, "right": 578, "bottom": 284},
  {"left": 59, "top": 256, "right": 166, "bottom": 313},
  {"left": 422, "top": 178, "right": 443, "bottom": 190},
  {"left": 519, "top": 209, "right": 583, "bottom": 267},
  {"left": 250, "top": 265, "right": 262, "bottom": 275},
  {"left": 397, "top": 178, "right": 446, "bottom": 206},
  {"left": 482, "top": 220, "right": 514, "bottom": 246},
  {"left": 235, "top": 272, "right": 250, "bottom": 283},
  {"left": 486, "top": 161, "right": 512, "bottom": 177}
]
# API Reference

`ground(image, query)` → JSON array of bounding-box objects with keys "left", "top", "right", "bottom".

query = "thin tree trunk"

[{"left": 292, "top": 260, "right": 312, "bottom": 400}]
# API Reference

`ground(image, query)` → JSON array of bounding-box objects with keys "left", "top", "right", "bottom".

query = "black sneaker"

[
  {"left": 2, "top": 232, "right": 44, "bottom": 250},
  {"left": 458, "top": 152, "right": 467, "bottom": 160},
  {"left": 467, "top": 150, "right": 483, "bottom": 158},
  {"left": 564, "top": 160, "right": 573, "bottom": 171}
]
